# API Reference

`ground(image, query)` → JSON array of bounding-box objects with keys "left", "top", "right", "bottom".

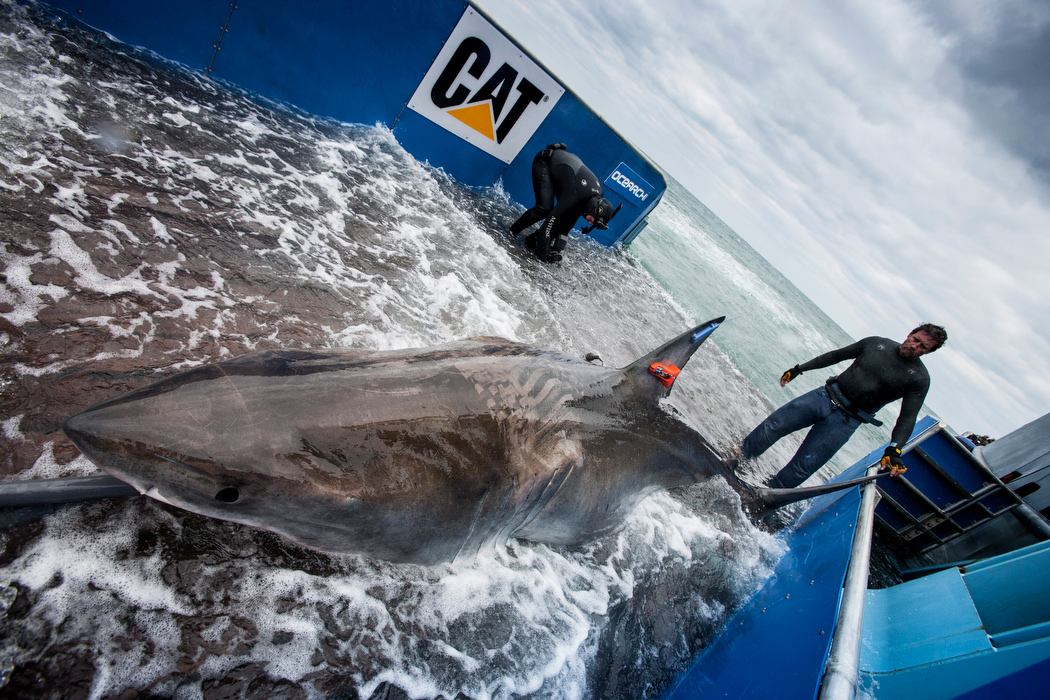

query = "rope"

[{"left": 205, "top": 2, "right": 239, "bottom": 75}]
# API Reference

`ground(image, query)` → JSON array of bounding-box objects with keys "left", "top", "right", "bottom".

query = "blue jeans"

[{"left": 741, "top": 386, "right": 861, "bottom": 488}]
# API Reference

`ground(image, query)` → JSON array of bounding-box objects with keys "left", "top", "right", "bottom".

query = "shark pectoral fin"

[{"left": 755, "top": 472, "right": 889, "bottom": 509}]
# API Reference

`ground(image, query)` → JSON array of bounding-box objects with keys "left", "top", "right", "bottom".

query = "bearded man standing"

[{"left": 738, "top": 324, "right": 947, "bottom": 488}]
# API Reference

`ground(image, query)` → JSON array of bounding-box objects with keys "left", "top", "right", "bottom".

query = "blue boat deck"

[
  {"left": 666, "top": 414, "right": 1050, "bottom": 699},
  {"left": 861, "top": 540, "right": 1050, "bottom": 699},
  {"left": 666, "top": 484, "right": 862, "bottom": 699}
]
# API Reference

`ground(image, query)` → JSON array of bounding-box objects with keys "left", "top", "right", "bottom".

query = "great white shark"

[{"left": 63, "top": 318, "right": 878, "bottom": 564}]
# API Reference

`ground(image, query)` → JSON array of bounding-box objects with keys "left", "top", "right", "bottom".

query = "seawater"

[
  {"left": 632, "top": 181, "right": 900, "bottom": 474},
  {"left": 0, "top": 2, "right": 914, "bottom": 698}
]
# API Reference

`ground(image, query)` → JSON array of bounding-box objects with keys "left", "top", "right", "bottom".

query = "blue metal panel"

[
  {"left": 46, "top": 0, "right": 468, "bottom": 126},
  {"left": 962, "top": 540, "right": 1050, "bottom": 637},
  {"left": 665, "top": 487, "right": 862, "bottom": 700},
  {"left": 919, "top": 436, "right": 993, "bottom": 494},
  {"left": 860, "top": 541, "right": 1050, "bottom": 699},
  {"left": 861, "top": 568, "right": 991, "bottom": 673},
  {"left": 218, "top": 2, "right": 469, "bottom": 128},
  {"left": 861, "top": 636, "right": 1050, "bottom": 700},
  {"left": 45, "top": 0, "right": 226, "bottom": 71},
  {"left": 872, "top": 418, "right": 1029, "bottom": 554},
  {"left": 394, "top": 108, "right": 510, "bottom": 185},
  {"left": 992, "top": 620, "right": 1050, "bottom": 648},
  {"left": 952, "top": 656, "right": 1050, "bottom": 700},
  {"left": 41, "top": 1, "right": 455, "bottom": 126}
]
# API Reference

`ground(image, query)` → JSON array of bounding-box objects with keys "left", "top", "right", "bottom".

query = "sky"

[{"left": 479, "top": 0, "right": 1050, "bottom": 438}]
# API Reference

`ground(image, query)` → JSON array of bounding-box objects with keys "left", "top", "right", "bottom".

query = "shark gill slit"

[
  {"left": 457, "top": 483, "right": 523, "bottom": 562},
  {"left": 453, "top": 488, "right": 491, "bottom": 562},
  {"left": 513, "top": 461, "right": 577, "bottom": 534},
  {"left": 486, "top": 473, "right": 540, "bottom": 550}
]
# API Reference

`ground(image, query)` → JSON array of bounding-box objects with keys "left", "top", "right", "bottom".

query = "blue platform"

[
  {"left": 667, "top": 414, "right": 1050, "bottom": 699},
  {"left": 860, "top": 540, "right": 1050, "bottom": 699},
  {"left": 666, "top": 484, "right": 862, "bottom": 699}
]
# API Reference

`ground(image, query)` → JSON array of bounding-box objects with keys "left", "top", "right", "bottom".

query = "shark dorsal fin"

[{"left": 620, "top": 317, "right": 726, "bottom": 400}]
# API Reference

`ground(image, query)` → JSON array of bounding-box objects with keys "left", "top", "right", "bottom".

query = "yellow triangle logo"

[{"left": 447, "top": 103, "right": 495, "bottom": 141}]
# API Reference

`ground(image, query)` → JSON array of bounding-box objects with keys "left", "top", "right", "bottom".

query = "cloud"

[
  {"left": 911, "top": 0, "right": 1050, "bottom": 190},
  {"left": 479, "top": 0, "right": 1050, "bottom": 436}
]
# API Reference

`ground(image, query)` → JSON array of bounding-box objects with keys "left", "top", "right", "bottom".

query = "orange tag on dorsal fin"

[{"left": 648, "top": 363, "right": 680, "bottom": 387}]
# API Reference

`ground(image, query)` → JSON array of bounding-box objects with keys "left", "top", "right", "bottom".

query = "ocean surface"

[{"left": 0, "top": 2, "right": 914, "bottom": 698}]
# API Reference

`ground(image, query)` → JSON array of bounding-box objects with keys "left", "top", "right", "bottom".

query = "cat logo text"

[{"left": 408, "top": 8, "right": 564, "bottom": 163}]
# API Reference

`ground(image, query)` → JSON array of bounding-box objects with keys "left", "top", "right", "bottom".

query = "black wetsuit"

[
  {"left": 742, "top": 336, "right": 930, "bottom": 488},
  {"left": 799, "top": 336, "right": 930, "bottom": 446},
  {"left": 510, "top": 148, "right": 603, "bottom": 262}
]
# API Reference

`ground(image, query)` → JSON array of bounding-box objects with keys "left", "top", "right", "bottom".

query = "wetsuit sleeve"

[
  {"left": 890, "top": 383, "right": 928, "bottom": 446},
  {"left": 796, "top": 340, "right": 866, "bottom": 373}
]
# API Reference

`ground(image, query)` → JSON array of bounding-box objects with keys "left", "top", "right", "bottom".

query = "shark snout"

[{"left": 64, "top": 406, "right": 242, "bottom": 507}]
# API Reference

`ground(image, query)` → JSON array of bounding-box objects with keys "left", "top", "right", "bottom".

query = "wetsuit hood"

[{"left": 586, "top": 197, "right": 618, "bottom": 229}]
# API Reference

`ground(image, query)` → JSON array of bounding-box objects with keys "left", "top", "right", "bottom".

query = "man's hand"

[
  {"left": 780, "top": 365, "right": 802, "bottom": 387},
  {"left": 880, "top": 445, "right": 906, "bottom": 476}
]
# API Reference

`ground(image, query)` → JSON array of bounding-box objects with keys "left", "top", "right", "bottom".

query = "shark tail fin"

[
  {"left": 621, "top": 317, "right": 726, "bottom": 399},
  {"left": 753, "top": 472, "right": 888, "bottom": 508}
]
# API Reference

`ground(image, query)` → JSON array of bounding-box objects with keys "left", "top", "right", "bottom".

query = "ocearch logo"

[
  {"left": 605, "top": 163, "right": 653, "bottom": 204},
  {"left": 408, "top": 8, "right": 564, "bottom": 163},
  {"left": 611, "top": 170, "right": 649, "bottom": 201}
]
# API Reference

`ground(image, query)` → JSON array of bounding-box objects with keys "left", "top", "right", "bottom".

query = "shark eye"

[{"left": 215, "top": 487, "right": 240, "bottom": 503}]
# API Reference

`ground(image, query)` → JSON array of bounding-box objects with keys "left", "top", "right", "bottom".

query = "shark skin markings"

[{"left": 63, "top": 318, "right": 875, "bottom": 565}]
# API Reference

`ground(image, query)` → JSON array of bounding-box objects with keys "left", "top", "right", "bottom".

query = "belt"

[{"left": 825, "top": 379, "right": 883, "bottom": 426}]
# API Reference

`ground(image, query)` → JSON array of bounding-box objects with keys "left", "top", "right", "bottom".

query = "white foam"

[
  {"left": 48, "top": 226, "right": 157, "bottom": 299},
  {"left": 162, "top": 112, "right": 192, "bottom": 128},
  {"left": 148, "top": 215, "right": 175, "bottom": 243},
  {"left": 17, "top": 448, "right": 97, "bottom": 480},
  {"left": 1, "top": 415, "right": 22, "bottom": 440},
  {"left": 0, "top": 246, "right": 69, "bottom": 327}
]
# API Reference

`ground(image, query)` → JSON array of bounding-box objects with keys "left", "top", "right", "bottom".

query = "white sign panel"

[{"left": 408, "top": 7, "right": 565, "bottom": 163}]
